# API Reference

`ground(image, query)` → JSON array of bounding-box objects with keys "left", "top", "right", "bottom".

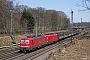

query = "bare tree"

[
  {"left": 0, "top": 0, "right": 13, "bottom": 31},
  {"left": 0, "top": 0, "right": 70, "bottom": 34},
  {"left": 77, "top": 0, "right": 90, "bottom": 11}
]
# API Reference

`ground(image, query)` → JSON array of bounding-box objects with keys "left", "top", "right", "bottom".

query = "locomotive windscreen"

[{"left": 21, "top": 40, "right": 29, "bottom": 44}]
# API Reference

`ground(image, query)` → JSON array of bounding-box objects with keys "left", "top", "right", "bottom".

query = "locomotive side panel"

[{"left": 32, "top": 39, "right": 38, "bottom": 48}]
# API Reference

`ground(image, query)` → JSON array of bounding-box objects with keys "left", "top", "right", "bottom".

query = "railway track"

[
  {"left": 25, "top": 39, "right": 71, "bottom": 60},
  {"left": 0, "top": 46, "right": 20, "bottom": 60},
  {"left": 7, "top": 37, "right": 72, "bottom": 60},
  {"left": 0, "top": 32, "right": 80, "bottom": 60}
]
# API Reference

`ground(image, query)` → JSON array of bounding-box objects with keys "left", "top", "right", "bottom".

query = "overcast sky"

[{"left": 15, "top": 0, "right": 90, "bottom": 23}]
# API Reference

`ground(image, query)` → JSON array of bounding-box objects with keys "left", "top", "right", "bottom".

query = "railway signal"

[
  {"left": 71, "top": 9, "right": 74, "bottom": 28},
  {"left": 71, "top": 9, "right": 74, "bottom": 42}
]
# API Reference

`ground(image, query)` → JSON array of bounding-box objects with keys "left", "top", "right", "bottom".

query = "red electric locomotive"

[
  {"left": 20, "top": 32, "right": 59, "bottom": 52},
  {"left": 45, "top": 33, "right": 59, "bottom": 43},
  {"left": 20, "top": 35, "right": 47, "bottom": 52}
]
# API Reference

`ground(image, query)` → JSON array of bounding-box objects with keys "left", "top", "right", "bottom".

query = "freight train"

[{"left": 19, "top": 30, "right": 80, "bottom": 52}]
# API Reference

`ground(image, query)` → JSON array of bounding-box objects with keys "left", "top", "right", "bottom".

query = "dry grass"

[
  {"left": 48, "top": 38, "right": 90, "bottom": 60},
  {"left": 0, "top": 34, "right": 31, "bottom": 47}
]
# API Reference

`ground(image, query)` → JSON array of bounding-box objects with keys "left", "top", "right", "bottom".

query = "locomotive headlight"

[
  {"left": 47, "top": 37, "right": 48, "bottom": 40},
  {"left": 56, "top": 34, "right": 58, "bottom": 35}
]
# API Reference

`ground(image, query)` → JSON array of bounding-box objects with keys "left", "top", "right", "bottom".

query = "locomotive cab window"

[
  {"left": 49, "top": 33, "right": 55, "bottom": 36},
  {"left": 21, "top": 40, "right": 29, "bottom": 44}
]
